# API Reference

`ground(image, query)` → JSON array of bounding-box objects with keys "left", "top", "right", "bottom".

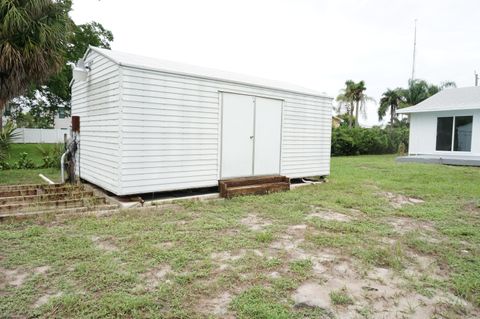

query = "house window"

[
  {"left": 58, "top": 108, "right": 65, "bottom": 119},
  {"left": 435, "top": 116, "right": 473, "bottom": 152},
  {"left": 454, "top": 116, "right": 473, "bottom": 151},
  {"left": 435, "top": 117, "right": 453, "bottom": 151}
]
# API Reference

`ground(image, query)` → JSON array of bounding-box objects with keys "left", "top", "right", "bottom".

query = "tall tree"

[
  {"left": 378, "top": 88, "right": 406, "bottom": 125},
  {"left": 349, "top": 80, "right": 373, "bottom": 128},
  {"left": 402, "top": 79, "right": 456, "bottom": 106},
  {"left": 0, "top": 0, "right": 73, "bottom": 128},
  {"left": 3, "top": 21, "right": 113, "bottom": 128},
  {"left": 336, "top": 81, "right": 355, "bottom": 128}
]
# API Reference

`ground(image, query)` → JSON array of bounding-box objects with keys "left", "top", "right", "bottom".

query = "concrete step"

[
  {"left": 0, "top": 196, "right": 107, "bottom": 213},
  {"left": 0, "top": 191, "right": 95, "bottom": 205},
  {"left": 223, "top": 181, "right": 290, "bottom": 199},
  {"left": 0, "top": 204, "right": 119, "bottom": 221}
]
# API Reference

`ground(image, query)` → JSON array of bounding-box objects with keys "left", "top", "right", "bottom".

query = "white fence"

[{"left": 12, "top": 128, "right": 69, "bottom": 144}]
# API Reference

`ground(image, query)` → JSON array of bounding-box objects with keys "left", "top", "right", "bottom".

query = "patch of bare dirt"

[
  {"left": 33, "top": 291, "right": 63, "bottom": 308},
  {"left": 143, "top": 264, "right": 172, "bottom": 289},
  {"left": 378, "top": 191, "right": 424, "bottom": 209},
  {"left": 292, "top": 257, "right": 479, "bottom": 318},
  {"left": 196, "top": 291, "right": 234, "bottom": 318},
  {"left": 210, "top": 249, "right": 247, "bottom": 273},
  {"left": 33, "top": 266, "right": 51, "bottom": 275},
  {"left": 307, "top": 211, "right": 352, "bottom": 222},
  {"left": 1, "top": 268, "right": 28, "bottom": 288},
  {"left": 404, "top": 251, "right": 448, "bottom": 280},
  {"left": 240, "top": 214, "right": 272, "bottom": 231},
  {"left": 386, "top": 216, "right": 436, "bottom": 235},
  {"left": 91, "top": 236, "right": 119, "bottom": 252}
]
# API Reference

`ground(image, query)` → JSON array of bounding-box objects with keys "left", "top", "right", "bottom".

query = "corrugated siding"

[
  {"left": 71, "top": 51, "right": 121, "bottom": 194},
  {"left": 119, "top": 66, "right": 331, "bottom": 195}
]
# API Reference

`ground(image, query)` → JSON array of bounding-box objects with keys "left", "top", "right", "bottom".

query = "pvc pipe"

[
  {"left": 60, "top": 151, "right": 69, "bottom": 183},
  {"left": 39, "top": 174, "right": 55, "bottom": 185}
]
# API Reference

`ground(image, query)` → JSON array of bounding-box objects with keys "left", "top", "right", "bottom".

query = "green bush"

[
  {"left": 0, "top": 121, "right": 20, "bottom": 162},
  {"left": 331, "top": 126, "right": 409, "bottom": 156},
  {"left": 37, "top": 144, "right": 64, "bottom": 168},
  {"left": 14, "top": 152, "right": 35, "bottom": 169}
]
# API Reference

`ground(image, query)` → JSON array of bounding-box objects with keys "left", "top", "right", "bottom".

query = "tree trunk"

[
  {"left": 348, "top": 103, "right": 353, "bottom": 128},
  {"left": 0, "top": 99, "right": 5, "bottom": 130},
  {"left": 390, "top": 106, "right": 395, "bottom": 125},
  {"left": 354, "top": 100, "right": 359, "bottom": 127}
]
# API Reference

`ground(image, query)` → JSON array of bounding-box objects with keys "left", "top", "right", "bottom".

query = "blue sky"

[{"left": 71, "top": 0, "right": 480, "bottom": 126}]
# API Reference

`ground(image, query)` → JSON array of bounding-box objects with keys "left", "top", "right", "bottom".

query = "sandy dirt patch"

[
  {"left": 386, "top": 216, "right": 436, "bottom": 235},
  {"left": 308, "top": 211, "right": 352, "bottom": 222},
  {"left": 33, "top": 291, "right": 63, "bottom": 308},
  {"left": 240, "top": 214, "right": 272, "bottom": 231},
  {"left": 1, "top": 269, "right": 29, "bottom": 288},
  {"left": 292, "top": 257, "right": 478, "bottom": 318},
  {"left": 196, "top": 291, "right": 234, "bottom": 318},
  {"left": 91, "top": 236, "right": 119, "bottom": 252},
  {"left": 143, "top": 264, "right": 172, "bottom": 289},
  {"left": 378, "top": 191, "right": 424, "bottom": 209}
]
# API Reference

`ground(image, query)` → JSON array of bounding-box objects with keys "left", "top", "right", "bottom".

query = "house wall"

[
  {"left": 71, "top": 51, "right": 122, "bottom": 194},
  {"left": 409, "top": 109, "right": 480, "bottom": 156},
  {"left": 117, "top": 65, "right": 332, "bottom": 195}
]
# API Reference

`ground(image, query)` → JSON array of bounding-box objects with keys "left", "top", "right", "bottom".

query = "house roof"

[
  {"left": 398, "top": 86, "right": 480, "bottom": 114},
  {"left": 87, "top": 46, "right": 328, "bottom": 98}
]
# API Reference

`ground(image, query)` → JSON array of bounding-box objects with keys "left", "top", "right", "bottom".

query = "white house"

[
  {"left": 398, "top": 86, "right": 480, "bottom": 163},
  {"left": 71, "top": 47, "right": 333, "bottom": 196}
]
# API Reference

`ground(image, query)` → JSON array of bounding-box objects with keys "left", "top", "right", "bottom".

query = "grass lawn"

[
  {"left": 1, "top": 143, "right": 62, "bottom": 185},
  {"left": 0, "top": 155, "right": 479, "bottom": 318},
  {"left": 0, "top": 168, "right": 61, "bottom": 185}
]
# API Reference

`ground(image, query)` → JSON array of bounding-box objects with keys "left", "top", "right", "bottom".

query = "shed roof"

[
  {"left": 87, "top": 46, "right": 327, "bottom": 98},
  {"left": 398, "top": 86, "right": 480, "bottom": 114}
]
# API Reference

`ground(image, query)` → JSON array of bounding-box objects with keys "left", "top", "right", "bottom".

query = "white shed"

[
  {"left": 71, "top": 47, "right": 332, "bottom": 196},
  {"left": 398, "top": 86, "right": 480, "bottom": 160}
]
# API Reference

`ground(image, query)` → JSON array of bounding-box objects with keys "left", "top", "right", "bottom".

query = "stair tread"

[
  {"left": 229, "top": 181, "right": 290, "bottom": 190},
  {"left": 0, "top": 204, "right": 119, "bottom": 219}
]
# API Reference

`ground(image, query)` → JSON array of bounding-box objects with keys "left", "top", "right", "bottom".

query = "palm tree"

[
  {"left": 402, "top": 79, "right": 456, "bottom": 106},
  {"left": 336, "top": 81, "right": 355, "bottom": 128},
  {"left": 349, "top": 81, "right": 374, "bottom": 128},
  {"left": 0, "top": 0, "right": 73, "bottom": 128},
  {"left": 378, "top": 88, "right": 406, "bottom": 125},
  {"left": 336, "top": 80, "right": 374, "bottom": 128}
]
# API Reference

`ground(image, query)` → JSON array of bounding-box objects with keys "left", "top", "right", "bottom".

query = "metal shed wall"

[
  {"left": 73, "top": 48, "right": 332, "bottom": 196},
  {"left": 71, "top": 51, "right": 122, "bottom": 194},
  {"left": 118, "top": 67, "right": 331, "bottom": 195}
]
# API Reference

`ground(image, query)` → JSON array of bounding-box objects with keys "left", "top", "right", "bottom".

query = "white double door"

[{"left": 221, "top": 92, "right": 282, "bottom": 179}]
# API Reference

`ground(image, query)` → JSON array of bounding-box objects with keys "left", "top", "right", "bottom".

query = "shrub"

[
  {"left": 14, "top": 152, "right": 35, "bottom": 169},
  {"left": 0, "top": 121, "right": 19, "bottom": 162},
  {"left": 37, "top": 144, "right": 64, "bottom": 168},
  {"left": 331, "top": 126, "right": 409, "bottom": 156}
]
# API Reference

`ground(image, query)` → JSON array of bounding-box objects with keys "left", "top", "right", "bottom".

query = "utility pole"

[
  {"left": 411, "top": 19, "right": 417, "bottom": 82},
  {"left": 475, "top": 71, "right": 479, "bottom": 86}
]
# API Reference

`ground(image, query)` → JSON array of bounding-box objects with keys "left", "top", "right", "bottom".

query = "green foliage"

[
  {"left": 36, "top": 144, "right": 64, "bottom": 168},
  {"left": 0, "top": 121, "right": 18, "bottom": 161},
  {"left": 0, "top": 0, "right": 73, "bottom": 111},
  {"left": 336, "top": 80, "right": 374, "bottom": 128},
  {"left": 2, "top": 14, "right": 113, "bottom": 127},
  {"left": 331, "top": 126, "right": 409, "bottom": 156},
  {"left": 402, "top": 79, "right": 456, "bottom": 106},
  {"left": 14, "top": 152, "right": 35, "bottom": 169},
  {"left": 378, "top": 88, "right": 406, "bottom": 124},
  {"left": 329, "top": 288, "right": 354, "bottom": 305}
]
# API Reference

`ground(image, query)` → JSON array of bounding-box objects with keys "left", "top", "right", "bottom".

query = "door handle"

[{"left": 250, "top": 135, "right": 254, "bottom": 139}]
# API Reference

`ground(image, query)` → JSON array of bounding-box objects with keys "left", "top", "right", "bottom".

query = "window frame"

[{"left": 435, "top": 115, "right": 474, "bottom": 153}]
